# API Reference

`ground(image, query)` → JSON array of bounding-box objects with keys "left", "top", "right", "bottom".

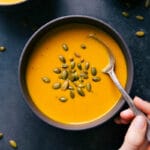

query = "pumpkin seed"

[
  {"left": 122, "top": 11, "right": 129, "bottom": 17},
  {"left": 80, "top": 58, "right": 84, "bottom": 63},
  {"left": 86, "top": 83, "right": 92, "bottom": 92},
  {"left": 53, "top": 68, "right": 61, "bottom": 74},
  {"left": 61, "top": 70, "right": 68, "bottom": 80},
  {"left": 70, "top": 61, "right": 75, "bottom": 69},
  {"left": 62, "top": 63, "right": 68, "bottom": 68},
  {"left": 0, "top": 46, "right": 6, "bottom": 52},
  {"left": 73, "top": 72, "right": 79, "bottom": 81},
  {"left": 68, "top": 85, "right": 74, "bottom": 90},
  {"left": 59, "top": 97, "right": 68, "bottom": 102},
  {"left": 77, "top": 87, "right": 85, "bottom": 96},
  {"left": 85, "top": 62, "right": 90, "bottom": 70},
  {"left": 135, "top": 31, "right": 145, "bottom": 37},
  {"left": 80, "top": 73, "right": 88, "bottom": 79},
  {"left": 80, "top": 44, "right": 86, "bottom": 49},
  {"left": 62, "top": 43, "right": 68, "bottom": 51},
  {"left": 9, "top": 140, "right": 17, "bottom": 149},
  {"left": 145, "top": 0, "right": 150, "bottom": 7},
  {"left": 92, "top": 76, "right": 101, "bottom": 82},
  {"left": 68, "top": 73, "right": 75, "bottom": 82},
  {"left": 74, "top": 52, "right": 81, "bottom": 58},
  {"left": 70, "top": 91, "right": 75, "bottom": 99},
  {"left": 52, "top": 82, "right": 61, "bottom": 89},
  {"left": 91, "top": 67, "right": 97, "bottom": 76},
  {"left": 61, "top": 80, "right": 69, "bottom": 90},
  {"left": 69, "top": 57, "right": 74, "bottom": 62},
  {"left": 79, "top": 77, "right": 84, "bottom": 83},
  {"left": 78, "top": 84, "right": 85, "bottom": 88},
  {"left": 59, "top": 55, "right": 66, "bottom": 63},
  {"left": 42, "top": 77, "right": 50, "bottom": 83},
  {"left": 77, "top": 63, "right": 82, "bottom": 70},
  {"left": 0, "top": 133, "right": 3, "bottom": 139},
  {"left": 136, "top": 15, "right": 144, "bottom": 21}
]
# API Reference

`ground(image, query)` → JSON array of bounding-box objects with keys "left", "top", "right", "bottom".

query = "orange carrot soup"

[
  {"left": 26, "top": 23, "right": 127, "bottom": 125},
  {"left": 0, "top": 0, "right": 25, "bottom": 5}
]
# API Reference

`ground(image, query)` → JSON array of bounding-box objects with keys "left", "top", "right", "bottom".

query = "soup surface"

[
  {"left": 26, "top": 23, "right": 127, "bottom": 125},
  {"left": 0, "top": 0, "right": 25, "bottom": 5}
]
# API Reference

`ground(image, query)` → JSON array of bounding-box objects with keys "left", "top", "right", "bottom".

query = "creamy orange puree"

[
  {"left": 26, "top": 23, "right": 127, "bottom": 125},
  {"left": 0, "top": 0, "right": 25, "bottom": 5}
]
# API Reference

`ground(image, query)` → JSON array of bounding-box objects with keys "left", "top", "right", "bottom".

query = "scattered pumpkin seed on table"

[
  {"left": 9, "top": 140, "right": 17, "bottom": 149},
  {"left": 59, "top": 55, "right": 66, "bottom": 63},
  {"left": 135, "top": 31, "right": 145, "bottom": 37},
  {"left": 136, "top": 15, "right": 144, "bottom": 21},
  {"left": 91, "top": 67, "right": 97, "bottom": 76},
  {"left": 59, "top": 97, "right": 68, "bottom": 102},
  {"left": 52, "top": 82, "right": 61, "bottom": 89},
  {"left": 92, "top": 76, "right": 101, "bottom": 82},
  {"left": 122, "top": 11, "right": 129, "bottom": 17},
  {"left": 0, "top": 132, "right": 3, "bottom": 139},
  {"left": 53, "top": 68, "right": 61, "bottom": 74},
  {"left": 0, "top": 46, "right": 6, "bottom": 52}
]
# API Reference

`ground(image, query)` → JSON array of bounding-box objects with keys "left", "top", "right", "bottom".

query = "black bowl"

[{"left": 19, "top": 15, "right": 134, "bottom": 130}]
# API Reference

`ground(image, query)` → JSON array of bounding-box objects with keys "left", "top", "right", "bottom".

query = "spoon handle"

[{"left": 108, "top": 69, "right": 150, "bottom": 141}]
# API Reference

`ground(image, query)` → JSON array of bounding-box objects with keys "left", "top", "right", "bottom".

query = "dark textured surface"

[{"left": 0, "top": 0, "right": 149, "bottom": 150}]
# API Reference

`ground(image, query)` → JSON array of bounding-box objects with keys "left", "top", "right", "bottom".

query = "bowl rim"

[{"left": 18, "top": 15, "right": 134, "bottom": 130}]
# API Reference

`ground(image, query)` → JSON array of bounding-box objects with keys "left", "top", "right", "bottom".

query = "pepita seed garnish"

[
  {"left": 62, "top": 43, "right": 69, "bottom": 51},
  {"left": 77, "top": 87, "right": 85, "bottom": 96},
  {"left": 61, "top": 80, "right": 69, "bottom": 90},
  {"left": 53, "top": 82, "right": 61, "bottom": 89},
  {"left": 91, "top": 67, "right": 97, "bottom": 76},
  {"left": 80, "top": 44, "right": 86, "bottom": 49},
  {"left": 48, "top": 43, "right": 102, "bottom": 102},
  {"left": 59, "top": 55, "right": 66, "bottom": 63},
  {"left": 53, "top": 68, "right": 61, "bottom": 74},
  {"left": 0, "top": 46, "right": 6, "bottom": 52},
  {"left": 92, "top": 76, "right": 101, "bottom": 82},
  {"left": 70, "top": 91, "right": 75, "bottom": 99},
  {"left": 86, "top": 83, "right": 92, "bottom": 92},
  {"left": 59, "top": 97, "right": 68, "bottom": 102},
  {"left": 42, "top": 77, "right": 50, "bottom": 83},
  {"left": 9, "top": 140, "right": 17, "bottom": 149}
]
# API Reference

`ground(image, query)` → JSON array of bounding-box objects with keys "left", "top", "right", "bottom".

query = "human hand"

[{"left": 115, "top": 96, "right": 150, "bottom": 150}]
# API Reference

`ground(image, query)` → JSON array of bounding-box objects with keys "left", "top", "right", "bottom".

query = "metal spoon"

[{"left": 89, "top": 34, "right": 150, "bottom": 141}]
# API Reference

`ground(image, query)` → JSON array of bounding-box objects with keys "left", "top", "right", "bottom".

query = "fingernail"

[{"left": 133, "top": 116, "right": 146, "bottom": 129}]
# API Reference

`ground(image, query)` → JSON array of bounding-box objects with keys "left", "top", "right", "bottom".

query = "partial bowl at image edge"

[{"left": 18, "top": 15, "right": 134, "bottom": 130}]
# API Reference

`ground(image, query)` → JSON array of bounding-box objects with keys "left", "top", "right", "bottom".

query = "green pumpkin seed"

[
  {"left": 53, "top": 68, "right": 61, "bottom": 74},
  {"left": 68, "top": 85, "right": 74, "bottom": 90},
  {"left": 136, "top": 15, "right": 144, "bottom": 21},
  {"left": 61, "top": 80, "right": 69, "bottom": 90},
  {"left": 77, "top": 87, "right": 85, "bottom": 96},
  {"left": 78, "top": 84, "right": 85, "bottom": 88},
  {"left": 77, "top": 63, "right": 82, "bottom": 70},
  {"left": 53, "top": 82, "right": 61, "bottom": 89},
  {"left": 59, "top": 55, "right": 66, "bottom": 63},
  {"left": 91, "top": 67, "right": 97, "bottom": 76},
  {"left": 79, "top": 77, "right": 84, "bottom": 83},
  {"left": 0, "top": 133, "right": 3, "bottom": 139},
  {"left": 85, "top": 62, "right": 90, "bottom": 70},
  {"left": 70, "top": 91, "right": 75, "bottom": 99},
  {"left": 86, "top": 83, "right": 92, "bottom": 92},
  {"left": 145, "top": 0, "right": 150, "bottom": 7},
  {"left": 61, "top": 70, "right": 68, "bottom": 80},
  {"left": 0, "top": 46, "right": 6, "bottom": 52},
  {"left": 59, "top": 97, "right": 68, "bottom": 102},
  {"left": 80, "top": 44, "right": 86, "bottom": 49},
  {"left": 92, "top": 76, "right": 101, "bottom": 82},
  {"left": 42, "top": 77, "right": 50, "bottom": 83},
  {"left": 73, "top": 72, "right": 79, "bottom": 81},
  {"left": 62, "top": 43, "right": 68, "bottom": 51},
  {"left": 68, "top": 73, "right": 75, "bottom": 82},
  {"left": 74, "top": 52, "right": 81, "bottom": 58},
  {"left": 122, "top": 11, "right": 129, "bottom": 17},
  {"left": 70, "top": 61, "right": 75, "bottom": 69},
  {"left": 135, "top": 31, "right": 145, "bottom": 37},
  {"left": 62, "top": 63, "right": 68, "bottom": 68},
  {"left": 9, "top": 140, "right": 17, "bottom": 149}
]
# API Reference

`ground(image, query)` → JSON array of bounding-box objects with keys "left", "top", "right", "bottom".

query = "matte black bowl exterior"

[{"left": 19, "top": 15, "right": 134, "bottom": 130}]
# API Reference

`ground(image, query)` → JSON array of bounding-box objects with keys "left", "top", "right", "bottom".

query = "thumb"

[{"left": 120, "top": 115, "right": 147, "bottom": 150}]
